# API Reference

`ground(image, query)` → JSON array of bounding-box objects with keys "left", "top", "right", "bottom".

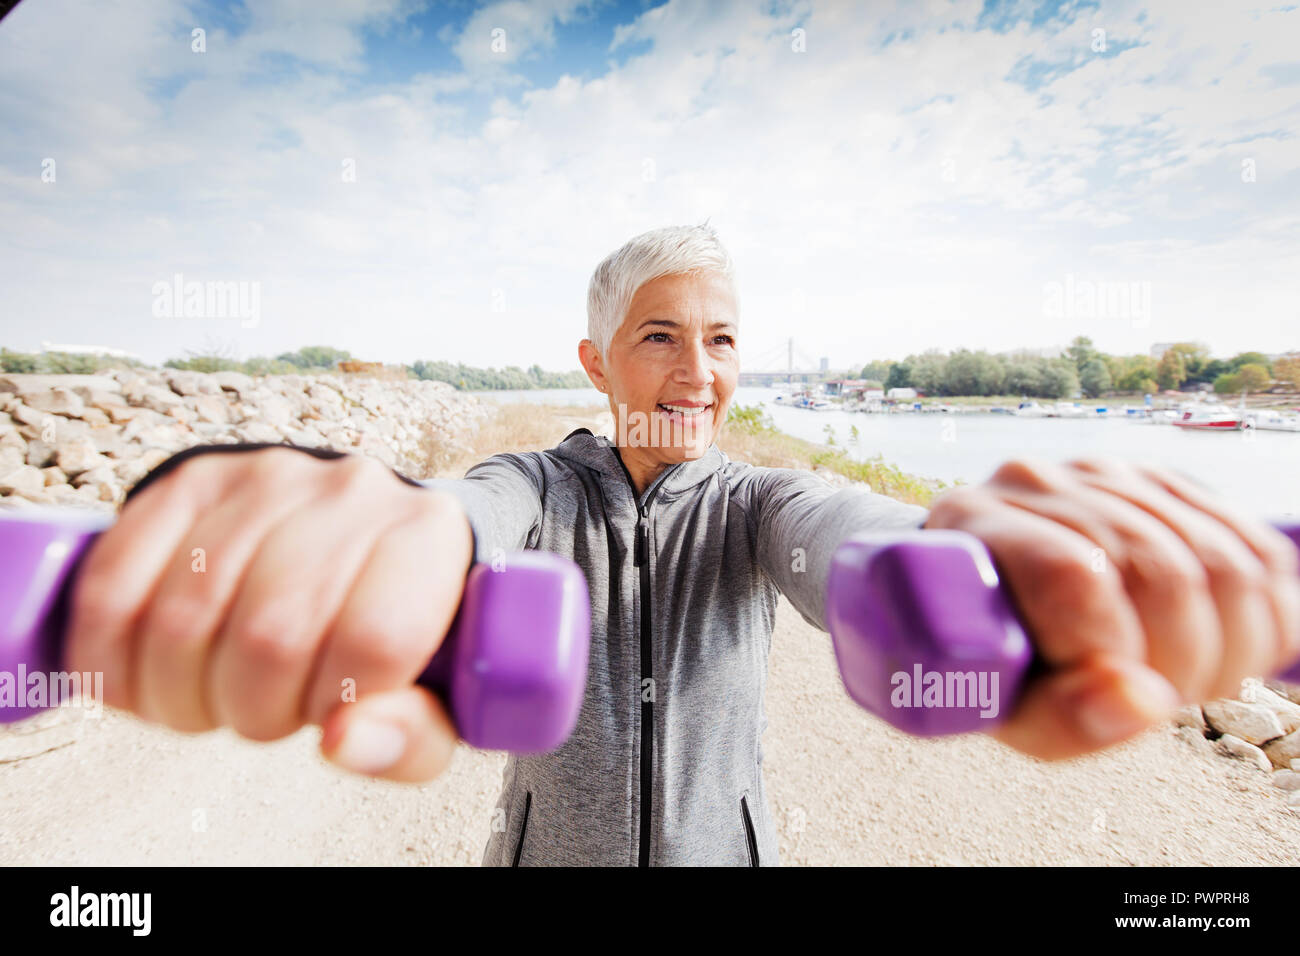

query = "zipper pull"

[{"left": 634, "top": 514, "right": 649, "bottom": 566}]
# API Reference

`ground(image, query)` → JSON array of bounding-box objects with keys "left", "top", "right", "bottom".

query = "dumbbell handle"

[
  {"left": 0, "top": 506, "right": 590, "bottom": 753},
  {"left": 827, "top": 520, "right": 1300, "bottom": 737}
]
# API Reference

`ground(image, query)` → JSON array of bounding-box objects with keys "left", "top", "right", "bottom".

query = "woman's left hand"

[{"left": 922, "top": 457, "right": 1300, "bottom": 760}]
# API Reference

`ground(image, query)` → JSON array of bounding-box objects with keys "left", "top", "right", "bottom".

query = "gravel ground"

[{"left": 2, "top": 594, "right": 1297, "bottom": 866}]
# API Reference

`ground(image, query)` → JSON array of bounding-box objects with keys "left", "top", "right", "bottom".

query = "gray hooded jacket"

[{"left": 420, "top": 427, "right": 930, "bottom": 866}]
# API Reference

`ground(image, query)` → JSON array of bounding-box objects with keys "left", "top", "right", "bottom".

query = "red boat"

[{"left": 1172, "top": 403, "right": 1242, "bottom": 430}]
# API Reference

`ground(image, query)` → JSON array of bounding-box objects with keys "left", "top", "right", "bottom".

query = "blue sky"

[{"left": 1, "top": 0, "right": 1297, "bottom": 372}]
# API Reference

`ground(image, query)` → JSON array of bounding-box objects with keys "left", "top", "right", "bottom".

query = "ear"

[{"left": 578, "top": 339, "right": 609, "bottom": 393}]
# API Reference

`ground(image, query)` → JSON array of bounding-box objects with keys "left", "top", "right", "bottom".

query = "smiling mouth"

[{"left": 656, "top": 402, "right": 712, "bottom": 423}]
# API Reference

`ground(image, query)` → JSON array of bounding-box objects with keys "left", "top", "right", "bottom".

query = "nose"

[{"left": 675, "top": 335, "right": 716, "bottom": 390}]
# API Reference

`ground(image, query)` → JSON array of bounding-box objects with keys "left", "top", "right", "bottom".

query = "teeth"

[{"left": 659, "top": 404, "right": 708, "bottom": 416}]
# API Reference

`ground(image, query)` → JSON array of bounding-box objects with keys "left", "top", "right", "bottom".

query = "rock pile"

[
  {"left": 1176, "top": 677, "right": 1300, "bottom": 812},
  {"left": 0, "top": 368, "right": 490, "bottom": 512}
]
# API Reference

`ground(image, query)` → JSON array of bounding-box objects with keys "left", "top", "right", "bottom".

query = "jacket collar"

[{"left": 553, "top": 428, "right": 725, "bottom": 499}]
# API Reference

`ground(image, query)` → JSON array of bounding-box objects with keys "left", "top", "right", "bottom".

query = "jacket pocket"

[
  {"left": 740, "top": 794, "right": 759, "bottom": 867},
  {"left": 512, "top": 791, "right": 532, "bottom": 867}
]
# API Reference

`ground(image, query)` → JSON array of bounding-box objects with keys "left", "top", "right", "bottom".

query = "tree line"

[
  {"left": 856, "top": 338, "right": 1298, "bottom": 399},
  {"left": 0, "top": 345, "right": 590, "bottom": 390}
]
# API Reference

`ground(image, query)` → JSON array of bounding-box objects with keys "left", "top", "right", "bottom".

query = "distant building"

[
  {"left": 887, "top": 387, "right": 918, "bottom": 400},
  {"left": 41, "top": 340, "right": 142, "bottom": 360},
  {"left": 1149, "top": 341, "right": 1209, "bottom": 360},
  {"left": 819, "top": 357, "right": 829, "bottom": 372}
]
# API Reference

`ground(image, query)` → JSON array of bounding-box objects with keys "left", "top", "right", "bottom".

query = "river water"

[{"left": 470, "top": 386, "right": 1300, "bottom": 518}]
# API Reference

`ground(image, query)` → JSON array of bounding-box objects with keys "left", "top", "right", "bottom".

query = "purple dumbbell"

[
  {"left": 827, "top": 521, "right": 1300, "bottom": 736},
  {"left": 0, "top": 505, "right": 590, "bottom": 753}
]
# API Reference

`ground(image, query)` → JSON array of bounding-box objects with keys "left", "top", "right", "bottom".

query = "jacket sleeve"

[
  {"left": 122, "top": 441, "right": 544, "bottom": 569},
  {"left": 748, "top": 467, "right": 930, "bottom": 632},
  {"left": 416, "top": 453, "right": 545, "bottom": 566}
]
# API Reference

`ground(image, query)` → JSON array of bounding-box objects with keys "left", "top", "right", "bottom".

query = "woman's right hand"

[{"left": 63, "top": 446, "right": 475, "bottom": 782}]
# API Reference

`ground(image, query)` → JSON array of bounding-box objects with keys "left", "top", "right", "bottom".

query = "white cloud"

[{"left": 1, "top": 0, "right": 1297, "bottom": 372}]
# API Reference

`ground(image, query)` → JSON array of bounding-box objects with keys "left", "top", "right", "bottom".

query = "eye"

[
  {"left": 643, "top": 332, "right": 671, "bottom": 343},
  {"left": 712, "top": 334, "right": 735, "bottom": 345}
]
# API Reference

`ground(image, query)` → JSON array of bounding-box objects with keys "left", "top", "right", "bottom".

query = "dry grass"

[
  {"left": 416, "top": 402, "right": 610, "bottom": 479},
  {"left": 412, "top": 399, "right": 941, "bottom": 507}
]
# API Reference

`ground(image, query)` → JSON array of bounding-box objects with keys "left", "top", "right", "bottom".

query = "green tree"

[
  {"left": 1039, "top": 361, "right": 1080, "bottom": 399},
  {"left": 0, "top": 348, "right": 39, "bottom": 372},
  {"left": 1155, "top": 350, "right": 1187, "bottom": 390},
  {"left": 277, "top": 345, "right": 353, "bottom": 370},
  {"left": 885, "top": 361, "right": 913, "bottom": 390},
  {"left": 1228, "top": 351, "right": 1271, "bottom": 374},
  {"left": 1079, "top": 357, "right": 1112, "bottom": 398}
]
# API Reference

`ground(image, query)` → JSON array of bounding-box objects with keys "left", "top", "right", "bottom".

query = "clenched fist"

[
  {"left": 63, "top": 447, "right": 474, "bottom": 782},
  {"left": 924, "top": 457, "right": 1300, "bottom": 761}
]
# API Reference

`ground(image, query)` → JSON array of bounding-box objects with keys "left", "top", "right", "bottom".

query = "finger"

[
  {"left": 1136, "top": 464, "right": 1300, "bottom": 678},
  {"left": 133, "top": 458, "right": 329, "bottom": 732},
  {"left": 319, "top": 685, "right": 458, "bottom": 783},
  {"left": 990, "top": 655, "right": 1181, "bottom": 760},
  {"left": 207, "top": 460, "right": 403, "bottom": 741},
  {"left": 302, "top": 497, "right": 472, "bottom": 727},
  {"left": 925, "top": 483, "right": 1146, "bottom": 668},
  {"left": 991, "top": 462, "right": 1222, "bottom": 702},
  {"left": 63, "top": 454, "right": 237, "bottom": 711},
  {"left": 1070, "top": 459, "right": 1279, "bottom": 700}
]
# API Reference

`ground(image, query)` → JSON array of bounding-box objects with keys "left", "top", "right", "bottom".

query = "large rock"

[
  {"left": 55, "top": 437, "right": 109, "bottom": 477},
  {"left": 0, "top": 464, "right": 46, "bottom": 497},
  {"left": 0, "top": 374, "right": 121, "bottom": 396},
  {"left": 1203, "top": 700, "right": 1285, "bottom": 745},
  {"left": 1212, "top": 733, "right": 1272, "bottom": 771},
  {"left": 1264, "top": 730, "right": 1300, "bottom": 769},
  {"left": 24, "top": 439, "right": 55, "bottom": 468},
  {"left": 189, "top": 394, "right": 230, "bottom": 424},
  {"left": 22, "top": 388, "right": 86, "bottom": 418},
  {"left": 211, "top": 371, "right": 255, "bottom": 396},
  {"left": 1241, "top": 681, "right": 1300, "bottom": 735},
  {"left": 123, "top": 380, "right": 184, "bottom": 414}
]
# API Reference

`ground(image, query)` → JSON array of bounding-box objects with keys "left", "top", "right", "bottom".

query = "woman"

[{"left": 70, "top": 225, "right": 1300, "bottom": 867}]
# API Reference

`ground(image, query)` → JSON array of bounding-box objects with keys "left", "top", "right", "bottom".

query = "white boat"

[
  {"left": 1052, "top": 402, "right": 1088, "bottom": 418},
  {"left": 1245, "top": 410, "right": 1300, "bottom": 432},
  {"left": 1172, "top": 403, "right": 1241, "bottom": 431},
  {"left": 1015, "top": 401, "right": 1050, "bottom": 418}
]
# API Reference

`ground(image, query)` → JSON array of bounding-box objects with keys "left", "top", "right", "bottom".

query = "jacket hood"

[{"left": 552, "top": 428, "right": 726, "bottom": 497}]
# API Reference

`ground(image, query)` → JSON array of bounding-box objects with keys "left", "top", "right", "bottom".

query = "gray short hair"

[{"left": 586, "top": 223, "right": 736, "bottom": 357}]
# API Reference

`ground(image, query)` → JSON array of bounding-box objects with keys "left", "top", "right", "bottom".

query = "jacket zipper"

[
  {"left": 741, "top": 795, "right": 759, "bottom": 867},
  {"left": 512, "top": 791, "right": 532, "bottom": 867},
  {"left": 611, "top": 450, "right": 677, "bottom": 868}
]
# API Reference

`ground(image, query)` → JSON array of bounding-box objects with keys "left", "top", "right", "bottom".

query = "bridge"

[{"left": 738, "top": 338, "right": 850, "bottom": 385}]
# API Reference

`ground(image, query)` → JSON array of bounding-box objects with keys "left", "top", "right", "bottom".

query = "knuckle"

[
  {"left": 990, "top": 458, "right": 1055, "bottom": 492},
  {"left": 144, "top": 592, "right": 208, "bottom": 646},
  {"left": 927, "top": 485, "right": 988, "bottom": 525},
  {"left": 325, "top": 453, "right": 383, "bottom": 492},
  {"left": 1027, "top": 547, "right": 1110, "bottom": 610},
  {"left": 1127, "top": 540, "right": 1209, "bottom": 599},
  {"left": 1258, "top": 530, "right": 1300, "bottom": 578},
  {"left": 340, "top": 619, "right": 422, "bottom": 675},
  {"left": 231, "top": 608, "right": 308, "bottom": 670},
  {"left": 70, "top": 576, "right": 133, "bottom": 631},
  {"left": 1199, "top": 547, "right": 1268, "bottom": 599}
]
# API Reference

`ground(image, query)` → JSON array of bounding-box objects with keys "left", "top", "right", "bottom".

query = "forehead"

[{"left": 620, "top": 272, "right": 738, "bottom": 331}]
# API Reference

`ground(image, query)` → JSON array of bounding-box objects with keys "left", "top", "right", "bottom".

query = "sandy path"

[{"left": 2, "top": 593, "right": 1296, "bottom": 866}]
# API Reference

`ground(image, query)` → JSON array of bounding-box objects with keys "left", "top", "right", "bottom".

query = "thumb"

[
  {"left": 989, "top": 655, "right": 1182, "bottom": 760},
  {"left": 320, "top": 686, "right": 458, "bottom": 782}
]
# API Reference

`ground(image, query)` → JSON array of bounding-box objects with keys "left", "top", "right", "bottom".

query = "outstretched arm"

[
  {"left": 748, "top": 467, "right": 930, "bottom": 632},
  {"left": 418, "top": 452, "right": 545, "bottom": 565}
]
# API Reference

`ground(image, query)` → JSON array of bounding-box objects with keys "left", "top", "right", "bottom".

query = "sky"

[{"left": 1, "top": 0, "right": 1297, "bottom": 374}]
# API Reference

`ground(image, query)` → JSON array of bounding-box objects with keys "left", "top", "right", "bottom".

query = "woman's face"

[{"left": 580, "top": 271, "right": 740, "bottom": 463}]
